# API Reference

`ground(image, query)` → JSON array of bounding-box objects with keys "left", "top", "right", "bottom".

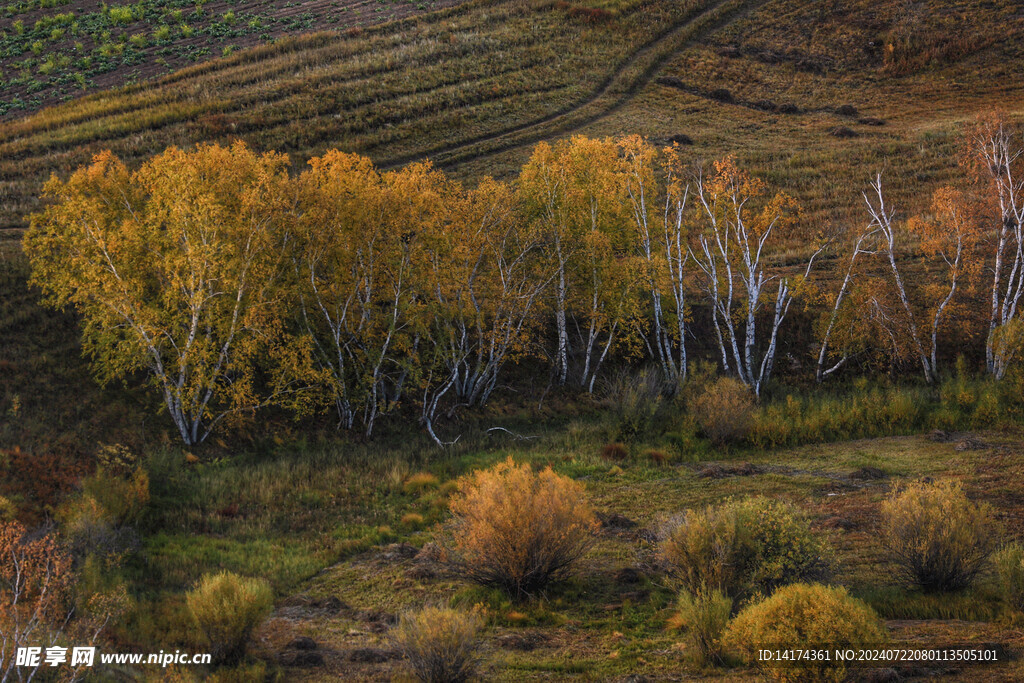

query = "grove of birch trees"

[{"left": 23, "top": 112, "right": 1024, "bottom": 445}]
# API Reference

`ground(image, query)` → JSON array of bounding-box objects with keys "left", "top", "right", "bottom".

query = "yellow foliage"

[
  {"left": 661, "top": 497, "right": 831, "bottom": 598},
  {"left": 672, "top": 587, "right": 731, "bottom": 665},
  {"left": 24, "top": 143, "right": 313, "bottom": 446},
  {"left": 690, "top": 376, "right": 755, "bottom": 446},
  {"left": 724, "top": 583, "right": 887, "bottom": 682},
  {"left": 185, "top": 571, "right": 273, "bottom": 664},
  {"left": 445, "top": 457, "right": 598, "bottom": 598},
  {"left": 881, "top": 479, "right": 998, "bottom": 591},
  {"left": 403, "top": 472, "right": 440, "bottom": 494},
  {"left": 402, "top": 513, "right": 425, "bottom": 528}
]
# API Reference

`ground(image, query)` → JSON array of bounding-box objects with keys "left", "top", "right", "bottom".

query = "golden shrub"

[
  {"left": 661, "top": 505, "right": 748, "bottom": 595},
  {"left": 690, "top": 377, "right": 755, "bottom": 446},
  {"left": 724, "top": 584, "right": 887, "bottom": 682},
  {"left": 185, "top": 571, "right": 273, "bottom": 664},
  {"left": 402, "top": 512, "right": 425, "bottom": 528},
  {"left": 671, "top": 587, "right": 732, "bottom": 665},
  {"left": 391, "top": 605, "right": 482, "bottom": 683},
  {"left": 881, "top": 480, "right": 998, "bottom": 592},
  {"left": 95, "top": 443, "right": 140, "bottom": 477},
  {"left": 444, "top": 458, "right": 598, "bottom": 598}
]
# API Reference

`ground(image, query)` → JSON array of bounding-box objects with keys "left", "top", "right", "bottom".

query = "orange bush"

[
  {"left": 444, "top": 458, "right": 598, "bottom": 599},
  {"left": 0, "top": 521, "right": 72, "bottom": 679}
]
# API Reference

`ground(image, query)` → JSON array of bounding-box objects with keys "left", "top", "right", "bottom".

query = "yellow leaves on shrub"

[
  {"left": 672, "top": 587, "right": 732, "bottom": 665},
  {"left": 445, "top": 457, "right": 598, "bottom": 599},
  {"left": 661, "top": 497, "right": 831, "bottom": 598},
  {"left": 881, "top": 479, "right": 998, "bottom": 592},
  {"left": 402, "top": 513, "right": 425, "bottom": 528},
  {"left": 994, "top": 542, "right": 1024, "bottom": 613},
  {"left": 724, "top": 583, "right": 887, "bottom": 683}
]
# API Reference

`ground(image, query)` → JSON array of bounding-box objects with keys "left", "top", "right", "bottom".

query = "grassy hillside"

[
  {"left": 4, "top": 0, "right": 1023, "bottom": 240},
  {"left": 0, "top": 0, "right": 461, "bottom": 119}
]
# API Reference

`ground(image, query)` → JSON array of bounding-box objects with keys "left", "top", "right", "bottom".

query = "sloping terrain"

[
  {"left": 5, "top": 0, "right": 1023, "bottom": 243},
  {"left": 0, "top": 0, "right": 463, "bottom": 118}
]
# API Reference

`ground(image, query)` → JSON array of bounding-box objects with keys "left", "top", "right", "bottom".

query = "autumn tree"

[
  {"left": 25, "top": 143, "right": 309, "bottom": 445},
  {"left": 690, "top": 156, "right": 823, "bottom": 397},
  {"left": 864, "top": 177, "right": 984, "bottom": 383},
  {"left": 815, "top": 222, "right": 880, "bottom": 381},
  {"left": 417, "top": 178, "right": 550, "bottom": 446},
  {"left": 0, "top": 521, "right": 126, "bottom": 683},
  {"left": 519, "top": 136, "right": 641, "bottom": 392},
  {"left": 291, "top": 152, "right": 441, "bottom": 435},
  {"left": 619, "top": 136, "right": 691, "bottom": 388},
  {"left": 965, "top": 111, "right": 1024, "bottom": 379},
  {"left": 910, "top": 186, "right": 985, "bottom": 374},
  {"left": 0, "top": 522, "right": 71, "bottom": 683}
]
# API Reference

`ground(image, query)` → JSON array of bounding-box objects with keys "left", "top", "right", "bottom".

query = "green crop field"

[{"left": 4, "top": 0, "right": 1024, "bottom": 680}]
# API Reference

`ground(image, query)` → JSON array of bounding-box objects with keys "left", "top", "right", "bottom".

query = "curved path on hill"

[{"left": 379, "top": 0, "right": 763, "bottom": 171}]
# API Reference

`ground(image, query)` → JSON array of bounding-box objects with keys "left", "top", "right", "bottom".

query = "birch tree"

[
  {"left": 863, "top": 174, "right": 935, "bottom": 383},
  {"left": 25, "top": 144, "right": 307, "bottom": 445},
  {"left": 619, "top": 136, "right": 690, "bottom": 388},
  {"left": 690, "top": 155, "right": 821, "bottom": 397},
  {"left": 966, "top": 111, "right": 1024, "bottom": 379},
  {"left": 908, "top": 186, "right": 985, "bottom": 376},
  {"left": 417, "top": 178, "right": 550, "bottom": 446},
  {"left": 518, "top": 141, "right": 573, "bottom": 385},
  {"left": 292, "top": 152, "right": 439, "bottom": 436},
  {"left": 815, "top": 223, "right": 880, "bottom": 381}
]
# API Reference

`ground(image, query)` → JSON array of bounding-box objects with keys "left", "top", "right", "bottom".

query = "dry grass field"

[{"left": 5, "top": 0, "right": 1021, "bottom": 239}]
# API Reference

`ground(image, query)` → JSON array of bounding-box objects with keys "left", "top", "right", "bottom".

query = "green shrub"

[
  {"left": 605, "top": 368, "right": 662, "bottom": 441},
  {"left": 672, "top": 587, "right": 732, "bottom": 665},
  {"left": 724, "top": 584, "right": 887, "bottom": 682},
  {"left": 0, "top": 496, "right": 15, "bottom": 522},
  {"left": 881, "top": 480, "right": 998, "bottom": 592},
  {"left": 392, "top": 606, "right": 482, "bottom": 683},
  {"left": 734, "top": 497, "right": 832, "bottom": 595},
  {"left": 690, "top": 376, "right": 754, "bottom": 446},
  {"left": 994, "top": 542, "right": 1024, "bottom": 613},
  {"left": 186, "top": 571, "right": 273, "bottom": 664},
  {"left": 661, "top": 497, "right": 831, "bottom": 598}
]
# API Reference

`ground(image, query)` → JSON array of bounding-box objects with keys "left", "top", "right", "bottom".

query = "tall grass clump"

[
  {"left": 994, "top": 542, "right": 1024, "bottom": 613},
  {"left": 724, "top": 584, "right": 887, "bottom": 683},
  {"left": 186, "top": 571, "right": 273, "bottom": 664},
  {"left": 881, "top": 479, "right": 998, "bottom": 592},
  {"left": 604, "top": 367, "right": 663, "bottom": 441},
  {"left": 392, "top": 605, "right": 482, "bottom": 683},
  {"left": 660, "top": 497, "right": 831, "bottom": 598},
  {"left": 670, "top": 586, "right": 732, "bottom": 665},
  {"left": 443, "top": 458, "right": 598, "bottom": 599},
  {"left": 689, "top": 376, "right": 754, "bottom": 447}
]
